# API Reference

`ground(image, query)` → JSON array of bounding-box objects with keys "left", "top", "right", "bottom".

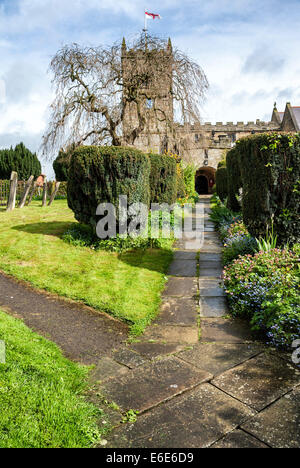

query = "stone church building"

[{"left": 122, "top": 39, "right": 300, "bottom": 194}]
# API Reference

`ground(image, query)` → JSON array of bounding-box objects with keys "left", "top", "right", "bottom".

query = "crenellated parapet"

[{"left": 179, "top": 120, "right": 279, "bottom": 133}]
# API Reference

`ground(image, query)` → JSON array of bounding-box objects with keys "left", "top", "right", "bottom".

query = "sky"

[{"left": 0, "top": 0, "right": 300, "bottom": 177}]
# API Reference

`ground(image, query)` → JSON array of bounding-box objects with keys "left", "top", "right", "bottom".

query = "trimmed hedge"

[
  {"left": 68, "top": 146, "right": 150, "bottom": 227},
  {"left": 0, "top": 143, "right": 41, "bottom": 180},
  {"left": 226, "top": 147, "right": 242, "bottom": 212},
  {"left": 215, "top": 160, "right": 228, "bottom": 202},
  {"left": 236, "top": 133, "right": 300, "bottom": 245},
  {"left": 53, "top": 149, "right": 72, "bottom": 181},
  {"left": 149, "top": 153, "right": 177, "bottom": 205}
]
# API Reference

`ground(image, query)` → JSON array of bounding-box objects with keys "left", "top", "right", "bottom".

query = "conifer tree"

[{"left": 0, "top": 142, "right": 41, "bottom": 180}]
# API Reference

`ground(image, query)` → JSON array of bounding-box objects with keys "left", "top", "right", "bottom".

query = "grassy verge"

[
  {"left": 0, "top": 201, "right": 173, "bottom": 334},
  {"left": 0, "top": 309, "right": 105, "bottom": 448}
]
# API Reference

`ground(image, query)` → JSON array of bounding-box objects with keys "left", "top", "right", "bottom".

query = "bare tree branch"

[{"left": 42, "top": 35, "right": 209, "bottom": 159}]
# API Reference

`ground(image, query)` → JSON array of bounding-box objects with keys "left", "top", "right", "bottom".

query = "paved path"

[
  {"left": 1, "top": 196, "right": 299, "bottom": 447},
  {"left": 0, "top": 272, "right": 128, "bottom": 365},
  {"left": 93, "top": 196, "right": 300, "bottom": 448}
]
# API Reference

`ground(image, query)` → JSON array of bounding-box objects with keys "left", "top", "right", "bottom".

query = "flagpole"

[{"left": 143, "top": 9, "right": 148, "bottom": 47}]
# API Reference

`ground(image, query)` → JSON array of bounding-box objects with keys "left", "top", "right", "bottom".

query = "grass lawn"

[
  {"left": 0, "top": 200, "right": 173, "bottom": 334},
  {"left": 0, "top": 309, "right": 104, "bottom": 448}
]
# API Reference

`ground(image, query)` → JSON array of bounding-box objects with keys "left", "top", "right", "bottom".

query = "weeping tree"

[{"left": 42, "top": 35, "right": 208, "bottom": 157}]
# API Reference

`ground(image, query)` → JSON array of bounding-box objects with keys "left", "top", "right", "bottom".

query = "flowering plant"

[{"left": 224, "top": 249, "right": 300, "bottom": 348}]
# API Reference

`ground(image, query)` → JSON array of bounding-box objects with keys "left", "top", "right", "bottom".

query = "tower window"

[
  {"left": 204, "top": 149, "right": 209, "bottom": 159},
  {"left": 146, "top": 98, "right": 153, "bottom": 109},
  {"left": 195, "top": 134, "right": 199, "bottom": 143}
]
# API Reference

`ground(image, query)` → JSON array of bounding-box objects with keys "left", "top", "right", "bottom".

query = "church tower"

[{"left": 121, "top": 37, "right": 174, "bottom": 153}]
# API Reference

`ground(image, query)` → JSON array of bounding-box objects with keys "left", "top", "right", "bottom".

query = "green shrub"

[
  {"left": 176, "top": 165, "right": 186, "bottom": 199},
  {"left": 236, "top": 133, "right": 300, "bottom": 245},
  {"left": 209, "top": 203, "right": 236, "bottom": 227},
  {"left": 68, "top": 146, "right": 150, "bottom": 228},
  {"left": 53, "top": 147, "right": 74, "bottom": 181},
  {"left": 149, "top": 153, "right": 177, "bottom": 205},
  {"left": 222, "top": 234, "right": 257, "bottom": 265},
  {"left": 226, "top": 147, "right": 242, "bottom": 212},
  {"left": 215, "top": 161, "right": 228, "bottom": 202},
  {"left": 182, "top": 163, "right": 197, "bottom": 197},
  {"left": 0, "top": 143, "right": 41, "bottom": 180}
]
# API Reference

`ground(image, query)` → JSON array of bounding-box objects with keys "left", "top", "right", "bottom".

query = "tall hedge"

[
  {"left": 226, "top": 147, "right": 242, "bottom": 212},
  {"left": 149, "top": 153, "right": 177, "bottom": 205},
  {"left": 215, "top": 160, "right": 228, "bottom": 202},
  {"left": 68, "top": 146, "right": 150, "bottom": 227},
  {"left": 0, "top": 143, "right": 41, "bottom": 180},
  {"left": 237, "top": 133, "right": 300, "bottom": 245},
  {"left": 53, "top": 148, "right": 72, "bottom": 181}
]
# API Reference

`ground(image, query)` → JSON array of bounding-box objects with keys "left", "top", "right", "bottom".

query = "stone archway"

[{"left": 195, "top": 167, "right": 216, "bottom": 195}]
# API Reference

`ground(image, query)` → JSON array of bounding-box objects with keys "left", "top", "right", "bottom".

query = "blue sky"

[{"left": 0, "top": 0, "right": 300, "bottom": 176}]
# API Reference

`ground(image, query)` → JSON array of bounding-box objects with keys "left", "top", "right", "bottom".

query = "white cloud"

[{"left": 0, "top": 0, "right": 300, "bottom": 177}]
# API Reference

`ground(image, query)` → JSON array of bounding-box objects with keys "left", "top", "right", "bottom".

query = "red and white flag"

[{"left": 145, "top": 11, "right": 161, "bottom": 20}]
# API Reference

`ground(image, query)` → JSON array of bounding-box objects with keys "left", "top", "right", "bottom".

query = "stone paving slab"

[
  {"left": 270, "top": 349, "right": 300, "bottom": 369},
  {"left": 109, "top": 383, "right": 256, "bottom": 448},
  {"left": 130, "top": 342, "right": 186, "bottom": 360},
  {"left": 200, "top": 253, "right": 222, "bottom": 262},
  {"left": 200, "top": 296, "right": 227, "bottom": 318},
  {"left": 155, "top": 297, "right": 198, "bottom": 326},
  {"left": 202, "top": 232, "right": 220, "bottom": 240},
  {"left": 200, "top": 318, "right": 255, "bottom": 343},
  {"left": 184, "top": 240, "right": 205, "bottom": 250},
  {"left": 163, "top": 277, "right": 198, "bottom": 297},
  {"left": 212, "top": 353, "right": 300, "bottom": 411},
  {"left": 102, "top": 357, "right": 212, "bottom": 413},
  {"left": 90, "top": 357, "right": 128, "bottom": 384},
  {"left": 202, "top": 238, "right": 222, "bottom": 247},
  {"left": 241, "top": 386, "right": 300, "bottom": 448},
  {"left": 199, "top": 267, "right": 222, "bottom": 278},
  {"left": 142, "top": 325, "right": 199, "bottom": 345},
  {"left": 210, "top": 430, "right": 269, "bottom": 448},
  {"left": 173, "top": 251, "right": 198, "bottom": 260},
  {"left": 200, "top": 244, "right": 222, "bottom": 253},
  {"left": 168, "top": 259, "right": 197, "bottom": 277},
  {"left": 112, "top": 348, "right": 147, "bottom": 369},
  {"left": 199, "top": 259, "right": 222, "bottom": 268},
  {"left": 175, "top": 240, "right": 200, "bottom": 251},
  {"left": 177, "top": 343, "right": 264, "bottom": 377},
  {"left": 199, "top": 279, "right": 225, "bottom": 297}
]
